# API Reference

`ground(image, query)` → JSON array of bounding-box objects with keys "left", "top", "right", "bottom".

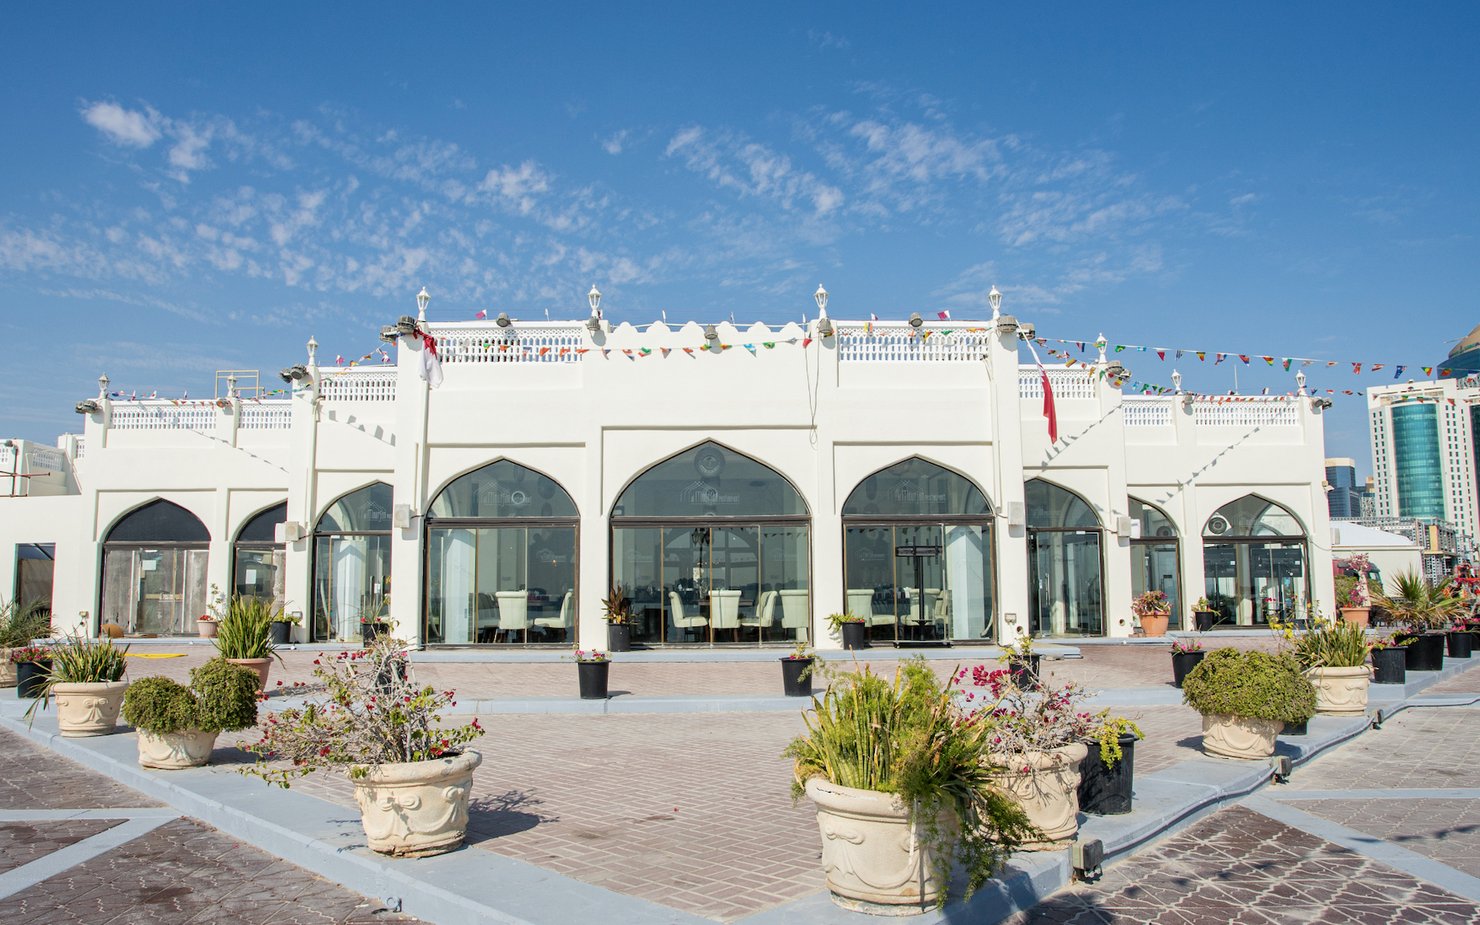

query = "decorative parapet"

[
  {"left": 1121, "top": 396, "right": 1175, "bottom": 427},
  {"left": 109, "top": 402, "right": 219, "bottom": 431},
  {"left": 319, "top": 369, "right": 397, "bottom": 402},
  {"left": 1190, "top": 396, "right": 1299, "bottom": 427},
  {"left": 238, "top": 401, "right": 294, "bottom": 429},
  {"left": 427, "top": 322, "right": 585, "bottom": 364},
  {"left": 1017, "top": 368, "right": 1099, "bottom": 400},
  {"left": 836, "top": 323, "right": 993, "bottom": 362}
]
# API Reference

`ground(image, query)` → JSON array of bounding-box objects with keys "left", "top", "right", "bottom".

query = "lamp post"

[
  {"left": 989, "top": 285, "right": 1003, "bottom": 321},
  {"left": 416, "top": 287, "right": 430, "bottom": 323},
  {"left": 814, "top": 284, "right": 833, "bottom": 337},
  {"left": 587, "top": 285, "right": 603, "bottom": 335}
]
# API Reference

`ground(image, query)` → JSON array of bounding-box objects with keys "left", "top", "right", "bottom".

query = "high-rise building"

[
  {"left": 1442, "top": 323, "right": 1480, "bottom": 379},
  {"left": 1324, "top": 457, "right": 1362, "bottom": 519}
]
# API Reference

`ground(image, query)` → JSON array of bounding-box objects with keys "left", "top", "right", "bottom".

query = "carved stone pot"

[
  {"left": 1306, "top": 666, "right": 1370, "bottom": 715},
  {"left": 804, "top": 777, "right": 948, "bottom": 912},
  {"left": 226, "top": 657, "right": 272, "bottom": 692},
  {"left": 352, "top": 750, "right": 481, "bottom": 857},
  {"left": 987, "top": 743, "right": 1087, "bottom": 850},
  {"left": 54, "top": 680, "right": 129, "bottom": 737},
  {"left": 0, "top": 649, "right": 15, "bottom": 688},
  {"left": 137, "top": 729, "right": 219, "bottom": 769},
  {"left": 1200, "top": 713, "right": 1283, "bottom": 760}
]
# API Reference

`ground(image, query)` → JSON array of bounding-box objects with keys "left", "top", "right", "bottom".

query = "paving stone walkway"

[{"left": 0, "top": 726, "right": 418, "bottom": 925}]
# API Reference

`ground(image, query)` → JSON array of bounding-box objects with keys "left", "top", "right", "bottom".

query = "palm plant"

[
  {"left": 0, "top": 598, "right": 52, "bottom": 648},
  {"left": 1375, "top": 571, "right": 1461, "bottom": 632},
  {"left": 214, "top": 595, "right": 281, "bottom": 660}
]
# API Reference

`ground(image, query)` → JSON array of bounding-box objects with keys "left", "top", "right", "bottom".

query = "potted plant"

[
  {"left": 599, "top": 584, "right": 634, "bottom": 652},
  {"left": 1191, "top": 596, "right": 1218, "bottom": 632},
  {"left": 1280, "top": 614, "right": 1373, "bottom": 716},
  {"left": 10, "top": 646, "right": 52, "bottom": 698},
  {"left": 785, "top": 661, "right": 1033, "bottom": 910},
  {"left": 1132, "top": 591, "right": 1171, "bottom": 637},
  {"left": 122, "top": 659, "right": 260, "bottom": 769},
  {"left": 1370, "top": 633, "right": 1411, "bottom": 685},
  {"left": 958, "top": 664, "right": 1094, "bottom": 849},
  {"left": 1170, "top": 638, "right": 1205, "bottom": 688},
  {"left": 269, "top": 612, "right": 300, "bottom": 646},
  {"left": 244, "top": 638, "right": 483, "bottom": 857},
  {"left": 1376, "top": 571, "right": 1459, "bottom": 672},
  {"left": 780, "top": 642, "right": 815, "bottom": 697},
  {"left": 197, "top": 613, "right": 218, "bottom": 639},
  {"left": 1447, "top": 618, "right": 1474, "bottom": 659},
  {"left": 1181, "top": 648, "right": 1315, "bottom": 759},
  {"left": 1335, "top": 556, "right": 1373, "bottom": 629},
  {"left": 25, "top": 634, "right": 129, "bottom": 737},
  {"left": 214, "top": 595, "right": 281, "bottom": 691},
  {"left": 1077, "top": 715, "right": 1144, "bottom": 816},
  {"left": 998, "top": 631, "right": 1040, "bottom": 690},
  {"left": 574, "top": 648, "right": 610, "bottom": 700},
  {"left": 0, "top": 599, "right": 51, "bottom": 688},
  {"left": 826, "top": 612, "right": 867, "bottom": 650}
]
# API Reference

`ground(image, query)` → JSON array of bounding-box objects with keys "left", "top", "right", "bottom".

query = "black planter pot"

[
  {"left": 839, "top": 622, "right": 868, "bottom": 650},
  {"left": 269, "top": 622, "right": 292, "bottom": 645},
  {"left": 15, "top": 661, "right": 49, "bottom": 699},
  {"left": 1194, "top": 611, "right": 1217, "bottom": 632},
  {"left": 1371, "top": 646, "right": 1407, "bottom": 684},
  {"left": 1282, "top": 719, "right": 1308, "bottom": 736},
  {"left": 780, "top": 658, "right": 814, "bottom": 697},
  {"left": 1447, "top": 631, "right": 1473, "bottom": 659},
  {"left": 1078, "top": 734, "right": 1136, "bottom": 815},
  {"left": 1171, "top": 650, "right": 1206, "bottom": 688},
  {"left": 578, "top": 660, "right": 610, "bottom": 700},
  {"left": 1008, "top": 655, "right": 1041, "bottom": 690},
  {"left": 607, "top": 623, "right": 632, "bottom": 653},
  {"left": 360, "top": 622, "right": 389, "bottom": 647},
  {"left": 1402, "top": 632, "right": 1445, "bottom": 672}
]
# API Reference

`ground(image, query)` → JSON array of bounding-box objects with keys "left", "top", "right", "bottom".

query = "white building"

[{"left": 0, "top": 290, "right": 1336, "bottom": 647}]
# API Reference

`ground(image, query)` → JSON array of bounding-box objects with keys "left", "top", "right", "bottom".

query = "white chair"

[
  {"left": 710, "top": 590, "right": 742, "bottom": 640},
  {"left": 495, "top": 591, "right": 529, "bottom": 643},
  {"left": 746, "top": 590, "right": 777, "bottom": 635},
  {"left": 669, "top": 591, "right": 708, "bottom": 642},
  {"left": 474, "top": 592, "right": 499, "bottom": 643},
  {"left": 535, "top": 591, "right": 571, "bottom": 640},
  {"left": 779, "top": 589, "right": 810, "bottom": 641},
  {"left": 846, "top": 588, "right": 881, "bottom": 626},
  {"left": 904, "top": 588, "right": 939, "bottom": 626}
]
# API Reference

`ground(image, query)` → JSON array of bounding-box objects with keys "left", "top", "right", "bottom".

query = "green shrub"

[
  {"left": 190, "top": 658, "right": 261, "bottom": 732},
  {"left": 123, "top": 676, "right": 199, "bottom": 735},
  {"left": 0, "top": 599, "right": 51, "bottom": 648},
  {"left": 1182, "top": 648, "right": 1315, "bottom": 724},
  {"left": 214, "top": 596, "right": 280, "bottom": 660}
]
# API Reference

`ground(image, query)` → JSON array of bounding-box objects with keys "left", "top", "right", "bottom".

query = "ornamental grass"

[
  {"left": 214, "top": 596, "right": 281, "bottom": 661},
  {"left": 1282, "top": 616, "right": 1373, "bottom": 670},
  {"left": 25, "top": 634, "right": 128, "bottom": 725},
  {"left": 0, "top": 598, "right": 51, "bottom": 648}
]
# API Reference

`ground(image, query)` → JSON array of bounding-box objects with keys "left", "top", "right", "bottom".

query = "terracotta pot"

[
  {"left": 804, "top": 777, "right": 949, "bottom": 910},
  {"left": 1306, "top": 666, "right": 1370, "bottom": 715},
  {"left": 352, "top": 750, "right": 481, "bottom": 857},
  {"left": 197, "top": 619, "right": 219, "bottom": 639},
  {"left": 1200, "top": 713, "right": 1283, "bottom": 760},
  {"left": 1338, "top": 607, "right": 1370, "bottom": 629},
  {"left": 137, "top": 728, "right": 219, "bottom": 769},
  {"left": 54, "top": 680, "right": 129, "bottom": 737},
  {"left": 1139, "top": 613, "right": 1170, "bottom": 637},
  {"left": 226, "top": 657, "right": 272, "bottom": 691},
  {"left": 0, "top": 648, "right": 15, "bottom": 688},
  {"left": 987, "top": 742, "right": 1088, "bottom": 849}
]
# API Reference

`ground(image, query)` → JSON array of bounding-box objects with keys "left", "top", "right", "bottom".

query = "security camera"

[
  {"left": 996, "top": 314, "right": 1020, "bottom": 336},
  {"left": 278, "top": 365, "right": 309, "bottom": 384},
  {"left": 1017, "top": 322, "right": 1036, "bottom": 340}
]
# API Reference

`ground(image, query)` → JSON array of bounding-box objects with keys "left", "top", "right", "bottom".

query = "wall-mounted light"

[
  {"left": 1312, "top": 397, "right": 1333, "bottom": 410},
  {"left": 996, "top": 314, "right": 1020, "bottom": 336},
  {"left": 1016, "top": 322, "right": 1036, "bottom": 341},
  {"left": 907, "top": 312, "right": 923, "bottom": 329},
  {"left": 395, "top": 315, "right": 418, "bottom": 336},
  {"left": 704, "top": 324, "right": 719, "bottom": 342},
  {"left": 279, "top": 364, "right": 309, "bottom": 384},
  {"left": 495, "top": 312, "right": 511, "bottom": 328},
  {"left": 1104, "top": 361, "right": 1128, "bottom": 381},
  {"left": 74, "top": 399, "right": 100, "bottom": 415},
  {"left": 379, "top": 325, "right": 400, "bottom": 343}
]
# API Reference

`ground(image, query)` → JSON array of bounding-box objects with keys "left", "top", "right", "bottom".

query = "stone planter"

[
  {"left": 197, "top": 619, "right": 219, "bottom": 639},
  {"left": 1447, "top": 630, "right": 1473, "bottom": 659},
  {"left": 1338, "top": 607, "right": 1371, "bottom": 629},
  {"left": 1200, "top": 713, "right": 1283, "bottom": 760},
  {"left": 1306, "top": 666, "right": 1370, "bottom": 716},
  {"left": 54, "top": 680, "right": 129, "bottom": 737},
  {"left": 1171, "top": 650, "right": 1205, "bottom": 688},
  {"left": 352, "top": 750, "right": 481, "bottom": 857},
  {"left": 0, "top": 649, "right": 15, "bottom": 689},
  {"left": 226, "top": 657, "right": 272, "bottom": 692},
  {"left": 137, "top": 728, "right": 219, "bottom": 769},
  {"left": 780, "top": 657, "right": 813, "bottom": 697},
  {"left": 1139, "top": 614, "right": 1170, "bottom": 637},
  {"left": 987, "top": 742, "right": 1088, "bottom": 850},
  {"left": 804, "top": 777, "right": 948, "bottom": 911},
  {"left": 1371, "top": 647, "right": 1407, "bottom": 684}
]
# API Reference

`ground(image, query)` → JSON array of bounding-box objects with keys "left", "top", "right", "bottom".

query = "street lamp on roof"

[
  {"left": 988, "top": 285, "right": 1002, "bottom": 320},
  {"left": 416, "top": 287, "right": 430, "bottom": 322},
  {"left": 814, "top": 284, "right": 833, "bottom": 337},
  {"left": 586, "top": 285, "right": 603, "bottom": 335}
]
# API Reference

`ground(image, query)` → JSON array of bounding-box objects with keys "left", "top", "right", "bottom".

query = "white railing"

[
  {"left": 73, "top": 438, "right": 85, "bottom": 460},
  {"left": 319, "top": 369, "right": 397, "bottom": 402},
  {"left": 1192, "top": 398, "right": 1300, "bottom": 427},
  {"left": 1018, "top": 368, "right": 1099, "bottom": 400},
  {"left": 110, "top": 403, "right": 219, "bottom": 431},
  {"left": 1121, "top": 397, "right": 1175, "bottom": 427},
  {"left": 430, "top": 323, "right": 586, "bottom": 364},
  {"left": 239, "top": 402, "right": 294, "bottom": 429},
  {"left": 0, "top": 444, "right": 14, "bottom": 473},
  {"left": 837, "top": 323, "right": 995, "bottom": 362}
]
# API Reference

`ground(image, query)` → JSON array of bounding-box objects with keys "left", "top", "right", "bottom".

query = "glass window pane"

[
  {"left": 316, "top": 483, "right": 393, "bottom": 533},
  {"left": 944, "top": 525, "right": 993, "bottom": 640},
  {"left": 1202, "top": 540, "right": 1307, "bottom": 626},
  {"left": 312, "top": 534, "right": 389, "bottom": 641},
  {"left": 845, "top": 527, "right": 897, "bottom": 643},
  {"left": 1026, "top": 480, "right": 1100, "bottom": 529},
  {"left": 1131, "top": 541, "right": 1180, "bottom": 630},
  {"left": 611, "top": 527, "right": 664, "bottom": 645},
  {"left": 15, "top": 544, "right": 55, "bottom": 613},
  {"left": 106, "top": 500, "right": 210, "bottom": 543},
  {"left": 613, "top": 442, "right": 807, "bottom": 517},
  {"left": 232, "top": 548, "right": 285, "bottom": 611},
  {"left": 1203, "top": 495, "right": 1304, "bottom": 537},
  {"left": 237, "top": 503, "right": 287, "bottom": 544},
  {"left": 429, "top": 461, "right": 577, "bottom": 519},
  {"left": 1028, "top": 530, "right": 1102, "bottom": 636},
  {"left": 1128, "top": 498, "right": 1177, "bottom": 538},
  {"left": 760, "top": 526, "right": 809, "bottom": 644},
  {"left": 842, "top": 459, "right": 990, "bottom": 517}
]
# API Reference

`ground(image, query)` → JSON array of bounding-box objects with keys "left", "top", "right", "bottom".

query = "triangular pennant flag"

[
  {"left": 1196, "top": 351, "right": 1205, "bottom": 361},
  {"left": 1115, "top": 345, "right": 1126, "bottom": 353},
  {"left": 1176, "top": 349, "right": 1184, "bottom": 359},
  {"left": 1215, "top": 353, "right": 1226, "bottom": 364},
  {"left": 1352, "top": 363, "right": 1361, "bottom": 374},
  {"left": 744, "top": 344, "right": 757, "bottom": 355},
  {"left": 1422, "top": 366, "right": 1432, "bottom": 375},
  {"left": 802, "top": 338, "right": 813, "bottom": 348},
  {"left": 1261, "top": 356, "right": 1274, "bottom": 366},
  {"left": 639, "top": 348, "right": 652, "bottom": 356},
  {"left": 763, "top": 341, "right": 775, "bottom": 349},
  {"left": 1075, "top": 341, "right": 1085, "bottom": 352},
  {"left": 1238, "top": 355, "right": 1250, "bottom": 364},
  {"left": 1281, "top": 358, "right": 1292, "bottom": 371},
  {"left": 683, "top": 347, "right": 694, "bottom": 355},
  {"left": 1394, "top": 366, "right": 1405, "bottom": 378},
  {"left": 1370, "top": 363, "right": 1384, "bottom": 371},
  {"left": 539, "top": 347, "right": 551, "bottom": 356},
  {"left": 1156, "top": 350, "right": 1165, "bottom": 361},
  {"left": 661, "top": 348, "right": 671, "bottom": 357}
]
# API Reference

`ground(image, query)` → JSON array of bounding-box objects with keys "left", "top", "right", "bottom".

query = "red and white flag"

[
  {"left": 419, "top": 330, "right": 444, "bottom": 388},
  {"left": 1023, "top": 340, "right": 1058, "bottom": 443},
  {"left": 335, "top": 354, "right": 345, "bottom": 365},
  {"left": 937, "top": 310, "right": 951, "bottom": 320},
  {"left": 475, "top": 309, "right": 487, "bottom": 319}
]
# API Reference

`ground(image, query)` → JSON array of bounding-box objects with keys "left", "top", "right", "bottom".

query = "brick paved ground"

[
  {"left": 0, "top": 728, "right": 418, "bottom": 925},
  {"left": 1427, "top": 665, "right": 1480, "bottom": 694}
]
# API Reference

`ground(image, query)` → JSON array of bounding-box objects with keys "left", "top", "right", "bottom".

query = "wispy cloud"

[{"left": 81, "top": 101, "right": 161, "bottom": 148}]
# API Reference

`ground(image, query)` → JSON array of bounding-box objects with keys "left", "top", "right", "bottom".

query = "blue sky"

[{"left": 2, "top": 3, "right": 1477, "bottom": 472}]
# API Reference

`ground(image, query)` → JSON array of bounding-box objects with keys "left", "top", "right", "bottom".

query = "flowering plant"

[
  {"left": 197, "top": 614, "right": 215, "bottom": 622},
  {"left": 783, "top": 641, "right": 814, "bottom": 660},
  {"left": 572, "top": 649, "right": 608, "bottom": 663},
  {"left": 1131, "top": 591, "right": 1171, "bottom": 617},
  {"left": 825, "top": 612, "right": 865, "bottom": 629},
  {"left": 996, "top": 630, "right": 1035, "bottom": 662},
  {"left": 8, "top": 646, "right": 52, "bottom": 664},
  {"left": 957, "top": 666, "right": 1099, "bottom": 762},
  {"left": 1170, "top": 638, "right": 1203, "bottom": 654},
  {"left": 242, "top": 637, "right": 481, "bottom": 788}
]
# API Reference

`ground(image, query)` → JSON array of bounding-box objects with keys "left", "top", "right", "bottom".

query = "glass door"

[
  {"left": 1028, "top": 529, "right": 1103, "bottom": 637},
  {"left": 130, "top": 547, "right": 207, "bottom": 635}
]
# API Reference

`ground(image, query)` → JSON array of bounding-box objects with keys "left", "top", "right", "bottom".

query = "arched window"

[
  {"left": 1025, "top": 480, "right": 1104, "bottom": 637},
  {"left": 100, "top": 499, "right": 210, "bottom": 636},
  {"left": 1202, "top": 495, "right": 1308, "bottom": 627},
  {"left": 312, "top": 483, "right": 392, "bottom": 642},
  {"left": 232, "top": 503, "right": 286, "bottom": 611},
  {"left": 842, "top": 459, "right": 995, "bottom": 643},
  {"left": 425, "top": 461, "right": 578, "bottom": 645},
  {"left": 1129, "top": 497, "right": 1180, "bottom": 629},
  {"left": 611, "top": 442, "right": 810, "bottom": 646}
]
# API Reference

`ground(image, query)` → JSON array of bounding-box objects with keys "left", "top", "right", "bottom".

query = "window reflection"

[{"left": 1026, "top": 480, "right": 1103, "bottom": 637}]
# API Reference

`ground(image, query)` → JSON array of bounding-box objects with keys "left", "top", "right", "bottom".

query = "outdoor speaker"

[
  {"left": 1007, "top": 501, "right": 1025, "bottom": 529},
  {"left": 1117, "top": 515, "right": 1134, "bottom": 536},
  {"left": 393, "top": 504, "right": 414, "bottom": 529},
  {"left": 277, "top": 521, "right": 305, "bottom": 543}
]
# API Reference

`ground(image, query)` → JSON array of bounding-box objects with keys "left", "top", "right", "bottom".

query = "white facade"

[
  {"left": 0, "top": 306, "right": 1337, "bottom": 646},
  {"left": 1366, "top": 377, "right": 1480, "bottom": 549}
]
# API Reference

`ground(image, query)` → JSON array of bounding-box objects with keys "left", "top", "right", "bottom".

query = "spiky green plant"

[
  {"left": 0, "top": 598, "right": 52, "bottom": 648},
  {"left": 1290, "top": 617, "right": 1372, "bottom": 669},
  {"left": 214, "top": 596, "right": 281, "bottom": 661},
  {"left": 1374, "top": 571, "right": 1462, "bottom": 632},
  {"left": 784, "top": 659, "right": 1036, "bottom": 904},
  {"left": 25, "top": 634, "right": 128, "bottom": 724}
]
